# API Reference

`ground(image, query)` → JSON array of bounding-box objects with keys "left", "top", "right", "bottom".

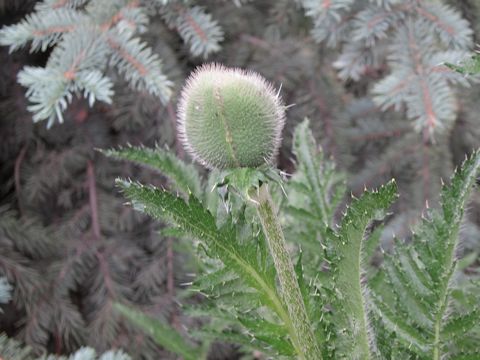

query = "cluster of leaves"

[
  {"left": 0, "top": 0, "right": 224, "bottom": 126},
  {"left": 107, "top": 120, "right": 480, "bottom": 359}
]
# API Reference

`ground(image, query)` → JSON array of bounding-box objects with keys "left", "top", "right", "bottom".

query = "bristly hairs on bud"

[{"left": 177, "top": 63, "right": 286, "bottom": 170}]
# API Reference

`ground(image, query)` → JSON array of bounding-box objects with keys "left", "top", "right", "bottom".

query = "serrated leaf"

[
  {"left": 451, "top": 353, "right": 480, "bottom": 360},
  {"left": 396, "top": 245, "right": 434, "bottom": 298},
  {"left": 362, "top": 224, "right": 383, "bottom": 266},
  {"left": 116, "top": 179, "right": 298, "bottom": 349},
  {"left": 383, "top": 256, "right": 434, "bottom": 328},
  {"left": 441, "top": 309, "right": 479, "bottom": 338},
  {"left": 292, "top": 118, "right": 331, "bottom": 224},
  {"left": 333, "top": 180, "right": 398, "bottom": 358},
  {"left": 157, "top": 226, "right": 189, "bottom": 238},
  {"left": 191, "top": 267, "right": 237, "bottom": 292},
  {"left": 192, "top": 328, "right": 282, "bottom": 357},
  {"left": 102, "top": 145, "right": 202, "bottom": 198},
  {"left": 237, "top": 316, "right": 294, "bottom": 355},
  {"left": 371, "top": 295, "right": 430, "bottom": 354},
  {"left": 372, "top": 151, "right": 480, "bottom": 358}
]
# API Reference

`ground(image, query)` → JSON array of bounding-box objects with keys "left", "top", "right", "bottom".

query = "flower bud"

[{"left": 177, "top": 64, "right": 285, "bottom": 169}]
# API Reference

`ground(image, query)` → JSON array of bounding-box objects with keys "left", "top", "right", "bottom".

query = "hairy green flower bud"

[{"left": 177, "top": 64, "right": 285, "bottom": 169}]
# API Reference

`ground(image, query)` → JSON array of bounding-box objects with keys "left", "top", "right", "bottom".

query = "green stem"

[{"left": 251, "top": 183, "right": 322, "bottom": 360}]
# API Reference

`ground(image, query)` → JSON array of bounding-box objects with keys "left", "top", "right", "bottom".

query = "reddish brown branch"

[
  {"left": 407, "top": 26, "right": 437, "bottom": 132},
  {"left": 176, "top": 5, "right": 208, "bottom": 43},
  {"left": 100, "top": 0, "right": 139, "bottom": 31},
  {"left": 415, "top": 6, "right": 454, "bottom": 35},
  {"left": 54, "top": 332, "right": 62, "bottom": 354},
  {"left": 86, "top": 160, "right": 116, "bottom": 298},
  {"left": 33, "top": 25, "right": 75, "bottom": 36},
  {"left": 14, "top": 145, "right": 27, "bottom": 216},
  {"left": 241, "top": 34, "right": 273, "bottom": 52},
  {"left": 96, "top": 250, "right": 115, "bottom": 296},
  {"left": 87, "top": 160, "right": 101, "bottom": 240},
  {"left": 322, "top": 0, "right": 331, "bottom": 9},
  {"left": 52, "top": 0, "right": 68, "bottom": 9},
  {"left": 106, "top": 37, "right": 147, "bottom": 76},
  {"left": 64, "top": 47, "right": 88, "bottom": 80}
]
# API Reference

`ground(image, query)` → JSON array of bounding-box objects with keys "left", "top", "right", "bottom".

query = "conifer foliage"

[
  {"left": 0, "top": 0, "right": 224, "bottom": 127},
  {"left": 0, "top": 278, "right": 11, "bottom": 306},
  {"left": 300, "top": 0, "right": 474, "bottom": 134},
  {"left": 0, "top": 38, "right": 188, "bottom": 359}
]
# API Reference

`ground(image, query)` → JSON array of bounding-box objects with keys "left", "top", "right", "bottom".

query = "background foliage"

[{"left": 1, "top": 0, "right": 480, "bottom": 359}]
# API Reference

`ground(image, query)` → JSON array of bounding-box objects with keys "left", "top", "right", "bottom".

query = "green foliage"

[
  {"left": 290, "top": 119, "right": 345, "bottom": 226},
  {"left": 109, "top": 119, "right": 480, "bottom": 359},
  {"left": 104, "top": 115, "right": 480, "bottom": 358},
  {"left": 284, "top": 119, "right": 346, "bottom": 272},
  {"left": 285, "top": 120, "right": 400, "bottom": 358},
  {"left": 0, "top": 334, "right": 131, "bottom": 360},
  {"left": 115, "top": 177, "right": 299, "bottom": 357},
  {"left": 328, "top": 180, "right": 398, "bottom": 358},
  {"left": 370, "top": 151, "right": 480, "bottom": 359}
]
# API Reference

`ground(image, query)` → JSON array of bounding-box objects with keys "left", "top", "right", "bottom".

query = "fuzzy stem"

[{"left": 251, "top": 183, "right": 321, "bottom": 360}]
